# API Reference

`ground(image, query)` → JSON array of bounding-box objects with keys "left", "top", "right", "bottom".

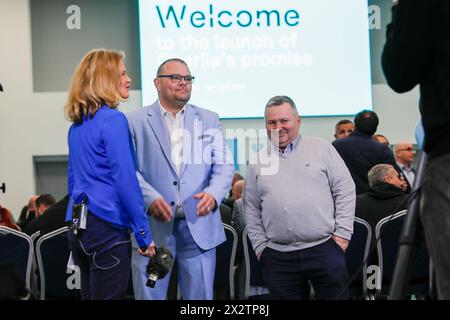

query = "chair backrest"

[
  {"left": 0, "top": 226, "right": 33, "bottom": 290},
  {"left": 242, "top": 227, "right": 267, "bottom": 299},
  {"left": 375, "top": 210, "right": 430, "bottom": 295},
  {"left": 36, "top": 226, "right": 79, "bottom": 299},
  {"left": 214, "top": 223, "right": 237, "bottom": 299},
  {"left": 345, "top": 217, "right": 372, "bottom": 298},
  {"left": 219, "top": 204, "right": 232, "bottom": 226}
]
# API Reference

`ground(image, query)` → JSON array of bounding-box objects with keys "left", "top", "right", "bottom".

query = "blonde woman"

[{"left": 65, "top": 49, "right": 154, "bottom": 299}]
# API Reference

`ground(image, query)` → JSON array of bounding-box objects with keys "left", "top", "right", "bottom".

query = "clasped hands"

[{"left": 149, "top": 192, "right": 216, "bottom": 222}]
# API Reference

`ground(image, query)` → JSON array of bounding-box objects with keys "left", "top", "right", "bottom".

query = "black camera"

[{"left": 146, "top": 246, "right": 173, "bottom": 288}]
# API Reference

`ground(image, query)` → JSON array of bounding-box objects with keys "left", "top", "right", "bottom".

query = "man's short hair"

[
  {"left": 335, "top": 119, "right": 354, "bottom": 132},
  {"left": 265, "top": 95, "right": 298, "bottom": 115},
  {"left": 373, "top": 134, "right": 390, "bottom": 145},
  {"left": 367, "top": 164, "right": 394, "bottom": 187},
  {"left": 354, "top": 110, "right": 379, "bottom": 135},
  {"left": 156, "top": 58, "right": 189, "bottom": 77},
  {"left": 35, "top": 194, "right": 56, "bottom": 209}
]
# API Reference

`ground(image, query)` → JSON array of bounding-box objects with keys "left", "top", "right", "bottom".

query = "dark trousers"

[
  {"left": 261, "top": 238, "right": 349, "bottom": 300},
  {"left": 68, "top": 214, "right": 132, "bottom": 300},
  {"left": 420, "top": 153, "right": 450, "bottom": 299}
]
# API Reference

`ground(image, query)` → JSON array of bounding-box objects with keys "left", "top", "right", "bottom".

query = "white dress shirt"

[{"left": 160, "top": 102, "right": 185, "bottom": 215}]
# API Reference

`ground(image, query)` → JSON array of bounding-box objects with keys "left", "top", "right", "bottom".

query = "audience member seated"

[
  {"left": 35, "top": 194, "right": 56, "bottom": 217},
  {"left": 24, "top": 194, "right": 56, "bottom": 236},
  {"left": 231, "top": 180, "right": 245, "bottom": 236},
  {"left": 16, "top": 195, "right": 39, "bottom": 231},
  {"left": 334, "top": 119, "right": 354, "bottom": 140},
  {"left": 222, "top": 172, "right": 244, "bottom": 209},
  {"left": 26, "top": 195, "right": 69, "bottom": 237},
  {"left": 230, "top": 180, "right": 245, "bottom": 263},
  {"left": 332, "top": 110, "right": 397, "bottom": 195},
  {"left": 355, "top": 163, "right": 408, "bottom": 261},
  {"left": 394, "top": 142, "right": 416, "bottom": 192},
  {"left": 373, "top": 134, "right": 390, "bottom": 146},
  {"left": 0, "top": 205, "right": 20, "bottom": 231}
]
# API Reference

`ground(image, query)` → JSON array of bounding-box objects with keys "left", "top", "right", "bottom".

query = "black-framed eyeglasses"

[{"left": 157, "top": 74, "right": 195, "bottom": 84}]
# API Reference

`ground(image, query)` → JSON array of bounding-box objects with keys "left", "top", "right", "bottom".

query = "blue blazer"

[
  {"left": 127, "top": 102, "right": 234, "bottom": 250},
  {"left": 65, "top": 106, "right": 152, "bottom": 249}
]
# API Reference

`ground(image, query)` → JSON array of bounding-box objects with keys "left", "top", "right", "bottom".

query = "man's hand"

[
  {"left": 194, "top": 192, "right": 216, "bottom": 216},
  {"left": 138, "top": 241, "right": 156, "bottom": 257},
  {"left": 149, "top": 198, "right": 172, "bottom": 222},
  {"left": 256, "top": 251, "right": 262, "bottom": 261},
  {"left": 332, "top": 235, "right": 349, "bottom": 252}
]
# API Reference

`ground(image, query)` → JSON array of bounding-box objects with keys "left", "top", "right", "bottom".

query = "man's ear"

[{"left": 154, "top": 78, "right": 160, "bottom": 92}]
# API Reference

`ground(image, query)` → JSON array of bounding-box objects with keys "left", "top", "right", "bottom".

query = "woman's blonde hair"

[{"left": 65, "top": 49, "right": 125, "bottom": 123}]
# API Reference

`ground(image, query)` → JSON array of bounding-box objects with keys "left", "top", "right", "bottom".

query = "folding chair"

[
  {"left": 345, "top": 217, "right": 372, "bottom": 299},
  {"left": 36, "top": 226, "right": 79, "bottom": 299},
  {"left": 0, "top": 226, "right": 33, "bottom": 290},
  {"left": 375, "top": 210, "right": 430, "bottom": 298},
  {"left": 214, "top": 223, "right": 237, "bottom": 299}
]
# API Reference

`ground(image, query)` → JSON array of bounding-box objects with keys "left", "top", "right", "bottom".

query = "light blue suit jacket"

[{"left": 127, "top": 101, "right": 234, "bottom": 250}]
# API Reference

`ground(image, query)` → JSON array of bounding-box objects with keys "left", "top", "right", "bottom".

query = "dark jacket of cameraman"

[{"left": 382, "top": 0, "right": 450, "bottom": 159}]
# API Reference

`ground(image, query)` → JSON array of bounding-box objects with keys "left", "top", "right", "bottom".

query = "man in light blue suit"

[{"left": 127, "top": 58, "right": 234, "bottom": 300}]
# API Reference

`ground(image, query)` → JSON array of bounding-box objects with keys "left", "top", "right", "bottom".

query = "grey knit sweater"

[{"left": 243, "top": 135, "right": 355, "bottom": 255}]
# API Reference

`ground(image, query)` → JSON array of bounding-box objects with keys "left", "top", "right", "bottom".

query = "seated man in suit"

[
  {"left": 24, "top": 194, "right": 56, "bottom": 236},
  {"left": 16, "top": 195, "right": 39, "bottom": 231},
  {"left": 356, "top": 164, "right": 408, "bottom": 251},
  {"left": 24, "top": 195, "right": 69, "bottom": 237}
]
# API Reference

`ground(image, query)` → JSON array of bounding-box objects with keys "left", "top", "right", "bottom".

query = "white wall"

[{"left": 0, "top": 0, "right": 420, "bottom": 218}]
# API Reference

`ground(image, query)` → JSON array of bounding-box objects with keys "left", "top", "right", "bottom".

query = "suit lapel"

[{"left": 146, "top": 104, "right": 178, "bottom": 175}]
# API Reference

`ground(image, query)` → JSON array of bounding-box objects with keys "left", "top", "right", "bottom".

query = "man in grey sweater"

[{"left": 243, "top": 96, "right": 356, "bottom": 299}]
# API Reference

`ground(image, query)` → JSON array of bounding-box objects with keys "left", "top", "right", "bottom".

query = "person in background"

[
  {"left": 16, "top": 195, "right": 38, "bottom": 231},
  {"left": 24, "top": 194, "right": 56, "bottom": 235},
  {"left": 334, "top": 119, "right": 355, "bottom": 140},
  {"left": 394, "top": 142, "right": 416, "bottom": 189},
  {"left": 35, "top": 194, "right": 56, "bottom": 217},
  {"left": 373, "top": 134, "right": 390, "bottom": 146},
  {"left": 0, "top": 205, "right": 20, "bottom": 231},
  {"left": 332, "top": 110, "right": 397, "bottom": 195},
  {"left": 64, "top": 49, "right": 154, "bottom": 300},
  {"left": 222, "top": 172, "right": 244, "bottom": 209},
  {"left": 356, "top": 164, "right": 408, "bottom": 238}
]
